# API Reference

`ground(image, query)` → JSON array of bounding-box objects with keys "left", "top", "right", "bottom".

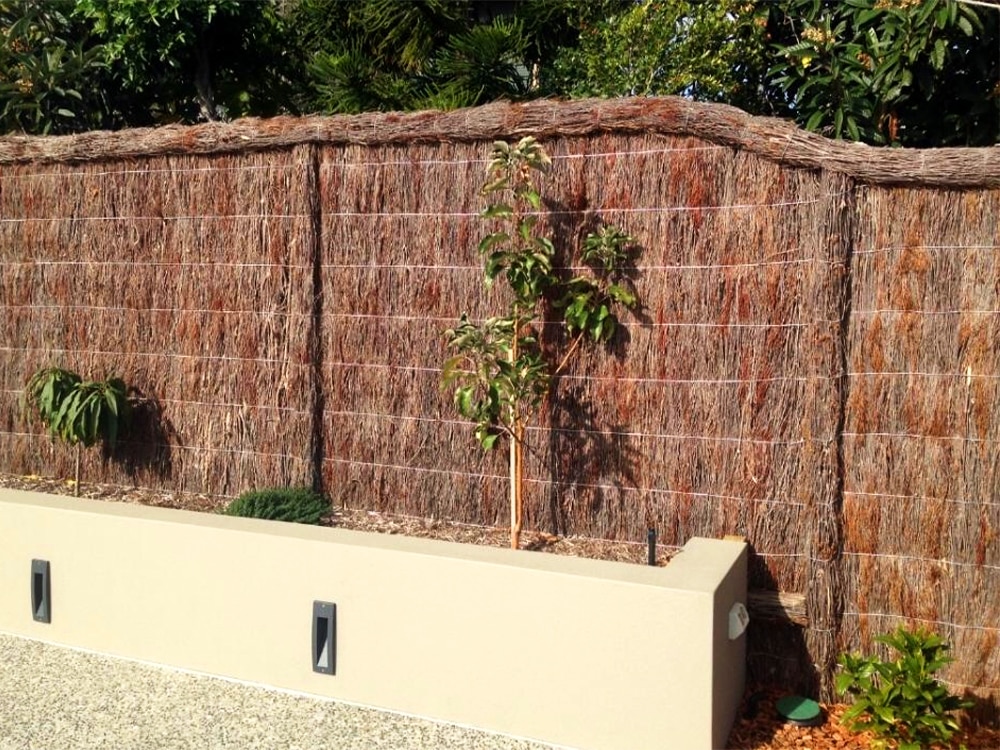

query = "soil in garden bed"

[
  {"left": 5, "top": 474, "right": 998, "bottom": 749},
  {"left": 0, "top": 473, "right": 674, "bottom": 566}
]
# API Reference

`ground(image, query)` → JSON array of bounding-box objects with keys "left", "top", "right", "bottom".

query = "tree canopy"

[{"left": 1, "top": 0, "right": 997, "bottom": 147}]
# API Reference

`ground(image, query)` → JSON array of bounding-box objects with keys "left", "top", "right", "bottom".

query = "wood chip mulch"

[
  {"left": 4, "top": 475, "right": 999, "bottom": 749},
  {"left": 726, "top": 688, "right": 1000, "bottom": 750}
]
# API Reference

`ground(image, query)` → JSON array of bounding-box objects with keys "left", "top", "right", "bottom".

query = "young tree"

[
  {"left": 23, "top": 368, "right": 131, "bottom": 496},
  {"left": 444, "top": 138, "right": 637, "bottom": 549}
]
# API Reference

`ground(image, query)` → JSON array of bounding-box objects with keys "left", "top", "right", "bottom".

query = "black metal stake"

[{"left": 647, "top": 527, "right": 656, "bottom": 566}]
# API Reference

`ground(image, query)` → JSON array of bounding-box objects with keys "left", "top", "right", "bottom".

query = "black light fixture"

[
  {"left": 31, "top": 559, "right": 50, "bottom": 623},
  {"left": 312, "top": 601, "right": 336, "bottom": 675}
]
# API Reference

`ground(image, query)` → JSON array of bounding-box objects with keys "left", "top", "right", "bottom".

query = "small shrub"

[
  {"left": 24, "top": 367, "right": 130, "bottom": 449},
  {"left": 23, "top": 366, "right": 132, "bottom": 495},
  {"left": 222, "top": 486, "right": 329, "bottom": 525},
  {"left": 836, "top": 626, "right": 972, "bottom": 750}
]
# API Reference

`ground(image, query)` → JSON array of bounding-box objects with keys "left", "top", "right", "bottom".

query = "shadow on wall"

[
  {"left": 544, "top": 383, "right": 642, "bottom": 537},
  {"left": 114, "top": 389, "right": 175, "bottom": 482},
  {"left": 964, "top": 690, "right": 999, "bottom": 727},
  {"left": 745, "top": 542, "right": 815, "bottom": 698},
  {"left": 540, "top": 196, "right": 649, "bottom": 538}
]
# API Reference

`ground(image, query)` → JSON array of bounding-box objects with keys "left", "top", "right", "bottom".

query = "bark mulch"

[
  {"left": 4, "top": 474, "right": 999, "bottom": 749},
  {"left": 726, "top": 687, "right": 1000, "bottom": 750}
]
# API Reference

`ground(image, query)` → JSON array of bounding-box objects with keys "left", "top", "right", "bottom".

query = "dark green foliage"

[
  {"left": 73, "top": 0, "right": 298, "bottom": 125},
  {"left": 0, "top": 0, "right": 107, "bottom": 134},
  {"left": 24, "top": 367, "right": 130, "bottom": 450},
  {"left": 302, "top": 0, "right": 533, "bottom": 114},
  {"left": 836, "top": 626, "right": 973, "bottom": 750},
  {"left": 767, "top": 0, "right": 999, "bottom": 146},
  {"left": 4, "top": 0, "right": 998, "bottom": 146},
  {"left": 222, "top": 486, "right": 329, "bottom": 525}
]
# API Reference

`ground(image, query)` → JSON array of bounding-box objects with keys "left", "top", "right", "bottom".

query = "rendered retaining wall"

[{"left": 0, "top": 489, "right": 748, "bottom": 749}]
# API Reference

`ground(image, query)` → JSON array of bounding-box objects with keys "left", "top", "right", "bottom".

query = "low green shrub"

[
  {"left": 836, "top": 626, "right": 972, "bottom": 750},
  {"left": 222, "top": 486, "right": 329, "bottom": 525}
]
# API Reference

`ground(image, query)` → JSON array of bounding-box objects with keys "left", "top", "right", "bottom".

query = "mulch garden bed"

[
  {"left": 3, "top": 473, "right": 998, "bottom": 749},
  {"left": 725, "top": 688, "right": 1000, "bottom": 749}
]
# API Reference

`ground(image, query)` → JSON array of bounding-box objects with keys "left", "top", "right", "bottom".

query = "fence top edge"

[{"left": 1, "top": 96, "right": 998, "bottom": 189}]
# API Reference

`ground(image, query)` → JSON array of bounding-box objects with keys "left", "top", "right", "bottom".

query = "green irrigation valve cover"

[{"left": 775, "top": 695, "right": 823, "bottom": 727}]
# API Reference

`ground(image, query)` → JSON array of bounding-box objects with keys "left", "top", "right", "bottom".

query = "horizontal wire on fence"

[
  {"left": 1, "top": 163, "right": 302, "bottom": 181},
  {"left": 843, "top": 431, "right": 999, "bottom": 445},
  {"left": 320, "top": 257, "right": 824, "bottom": 271},
  {"left": 1, "top": 389, "right": 309, "bottom": 414},
  {"left": 2, "top": 256, "right": 825, "bottom": 274},
  {"left": 854, "top": 243, "right": 1000, "bottom": 256},
  {"left": 0, "top": 304, "right": 823, "bottom": 330},
  {"left": 322, "top": 144, "right": 732, "bottom": 169},
  {"left": 757, "top": 552, "right": 808, "bottom": 558},
  {"left": 0, "top": 430, "right": 309, "bottom": 461},
  {"left": 323, "top": 408, "right": 805, "bottom": 447},
  {"left": 327, "top": 455, "right": 806, "bottom": 507},
  {"left": 0, "top": 346, "right": 301, "bottom": 366},
  {"left": 0, "top": 257, "right": 821, "bottom": 272},
  {"left": 843, "top": 611, "right": 1000, "bottom": 633},
  {"left": 0, "top": 303, "right": 300, "bottom": 317},
  {"left": 324, "top": 195, "right": 829, "bottom": 219},
  {"left": 843, "top": 551, "right": 1000, "bottom": 572},
  {"left": 849, "top": 370, "right": 1000, "bottom": 380},
  {"left": 325, "top": 360, "right": 815, "bottom": 384},
  {"left": 0, "top": 259, "right": 309, "bottom": 270},
  {"left": 0, "top": 213, "right": 310, "bottom": 224},
  {"left": 0, "top": 194, "right": 838, "bottom": 226},
  {"left": 845, "top": 489, "right": 1000, "bottom": 509},
  {"left": 853, "top": 308, "right": 1000, "bottom": 317},
  {"left": 325, "top": 312, "right": 816, "bottom": 330},
  {"left": 0, "top": 350, "right": 815, "bottom": 386}
]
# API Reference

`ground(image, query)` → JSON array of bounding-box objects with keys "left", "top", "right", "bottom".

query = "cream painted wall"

[{"left": 0, "top": 489, "right": 747, "bottom": 749}]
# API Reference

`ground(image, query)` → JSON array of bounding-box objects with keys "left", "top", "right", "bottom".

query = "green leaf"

[
  {"left": 478, "top": 232, "right": 509, "bottom": 254},
  {"left": 480, "top": 203, "right": 513, "bottom": 219},
  {"left": 455, "top": 386, "right": 474, "bottom": 417}
]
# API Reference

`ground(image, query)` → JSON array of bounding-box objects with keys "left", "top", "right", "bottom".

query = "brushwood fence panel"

[
  {"left": 842, "top": 186, "right": 1000, "bottom": 714},
  {"left": 1, "top": 98, "right": 998, "bottom": 714},
  {"left": 0, "top": 149, "right": 316, "bottom": 494}
]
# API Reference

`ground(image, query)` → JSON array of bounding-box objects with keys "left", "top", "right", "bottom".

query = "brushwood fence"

[{"left": 1, "top": 97, "right": 998, "bottom": 714}]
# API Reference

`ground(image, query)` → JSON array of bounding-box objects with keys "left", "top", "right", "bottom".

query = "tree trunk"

[
  {"left": 194, "top": 33, "right": 217, "bottom": 121},
  {"left": 510, "top": 422, "right": 524, "bottom": 549},
  {"left": 74, "top": 444, "right": 80, "bottom": 497}
]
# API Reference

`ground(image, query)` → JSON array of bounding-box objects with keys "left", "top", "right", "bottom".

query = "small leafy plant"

[
  {"left": 24, "top": 367, "right": 131, "bottom": 495},
  {"left": 222, "top": 486, "right": 329, "bottom": 525},
  {"left": 836, "top": 626, "right": 972, "bottom": 750}
]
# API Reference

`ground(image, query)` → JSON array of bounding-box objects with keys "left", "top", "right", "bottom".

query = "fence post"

[
  {"left": 803, "top": 171, "right": 854, "bottom": 701},
  {"left": 302, "top": 143, "right": 326, "bottom": 494}
]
